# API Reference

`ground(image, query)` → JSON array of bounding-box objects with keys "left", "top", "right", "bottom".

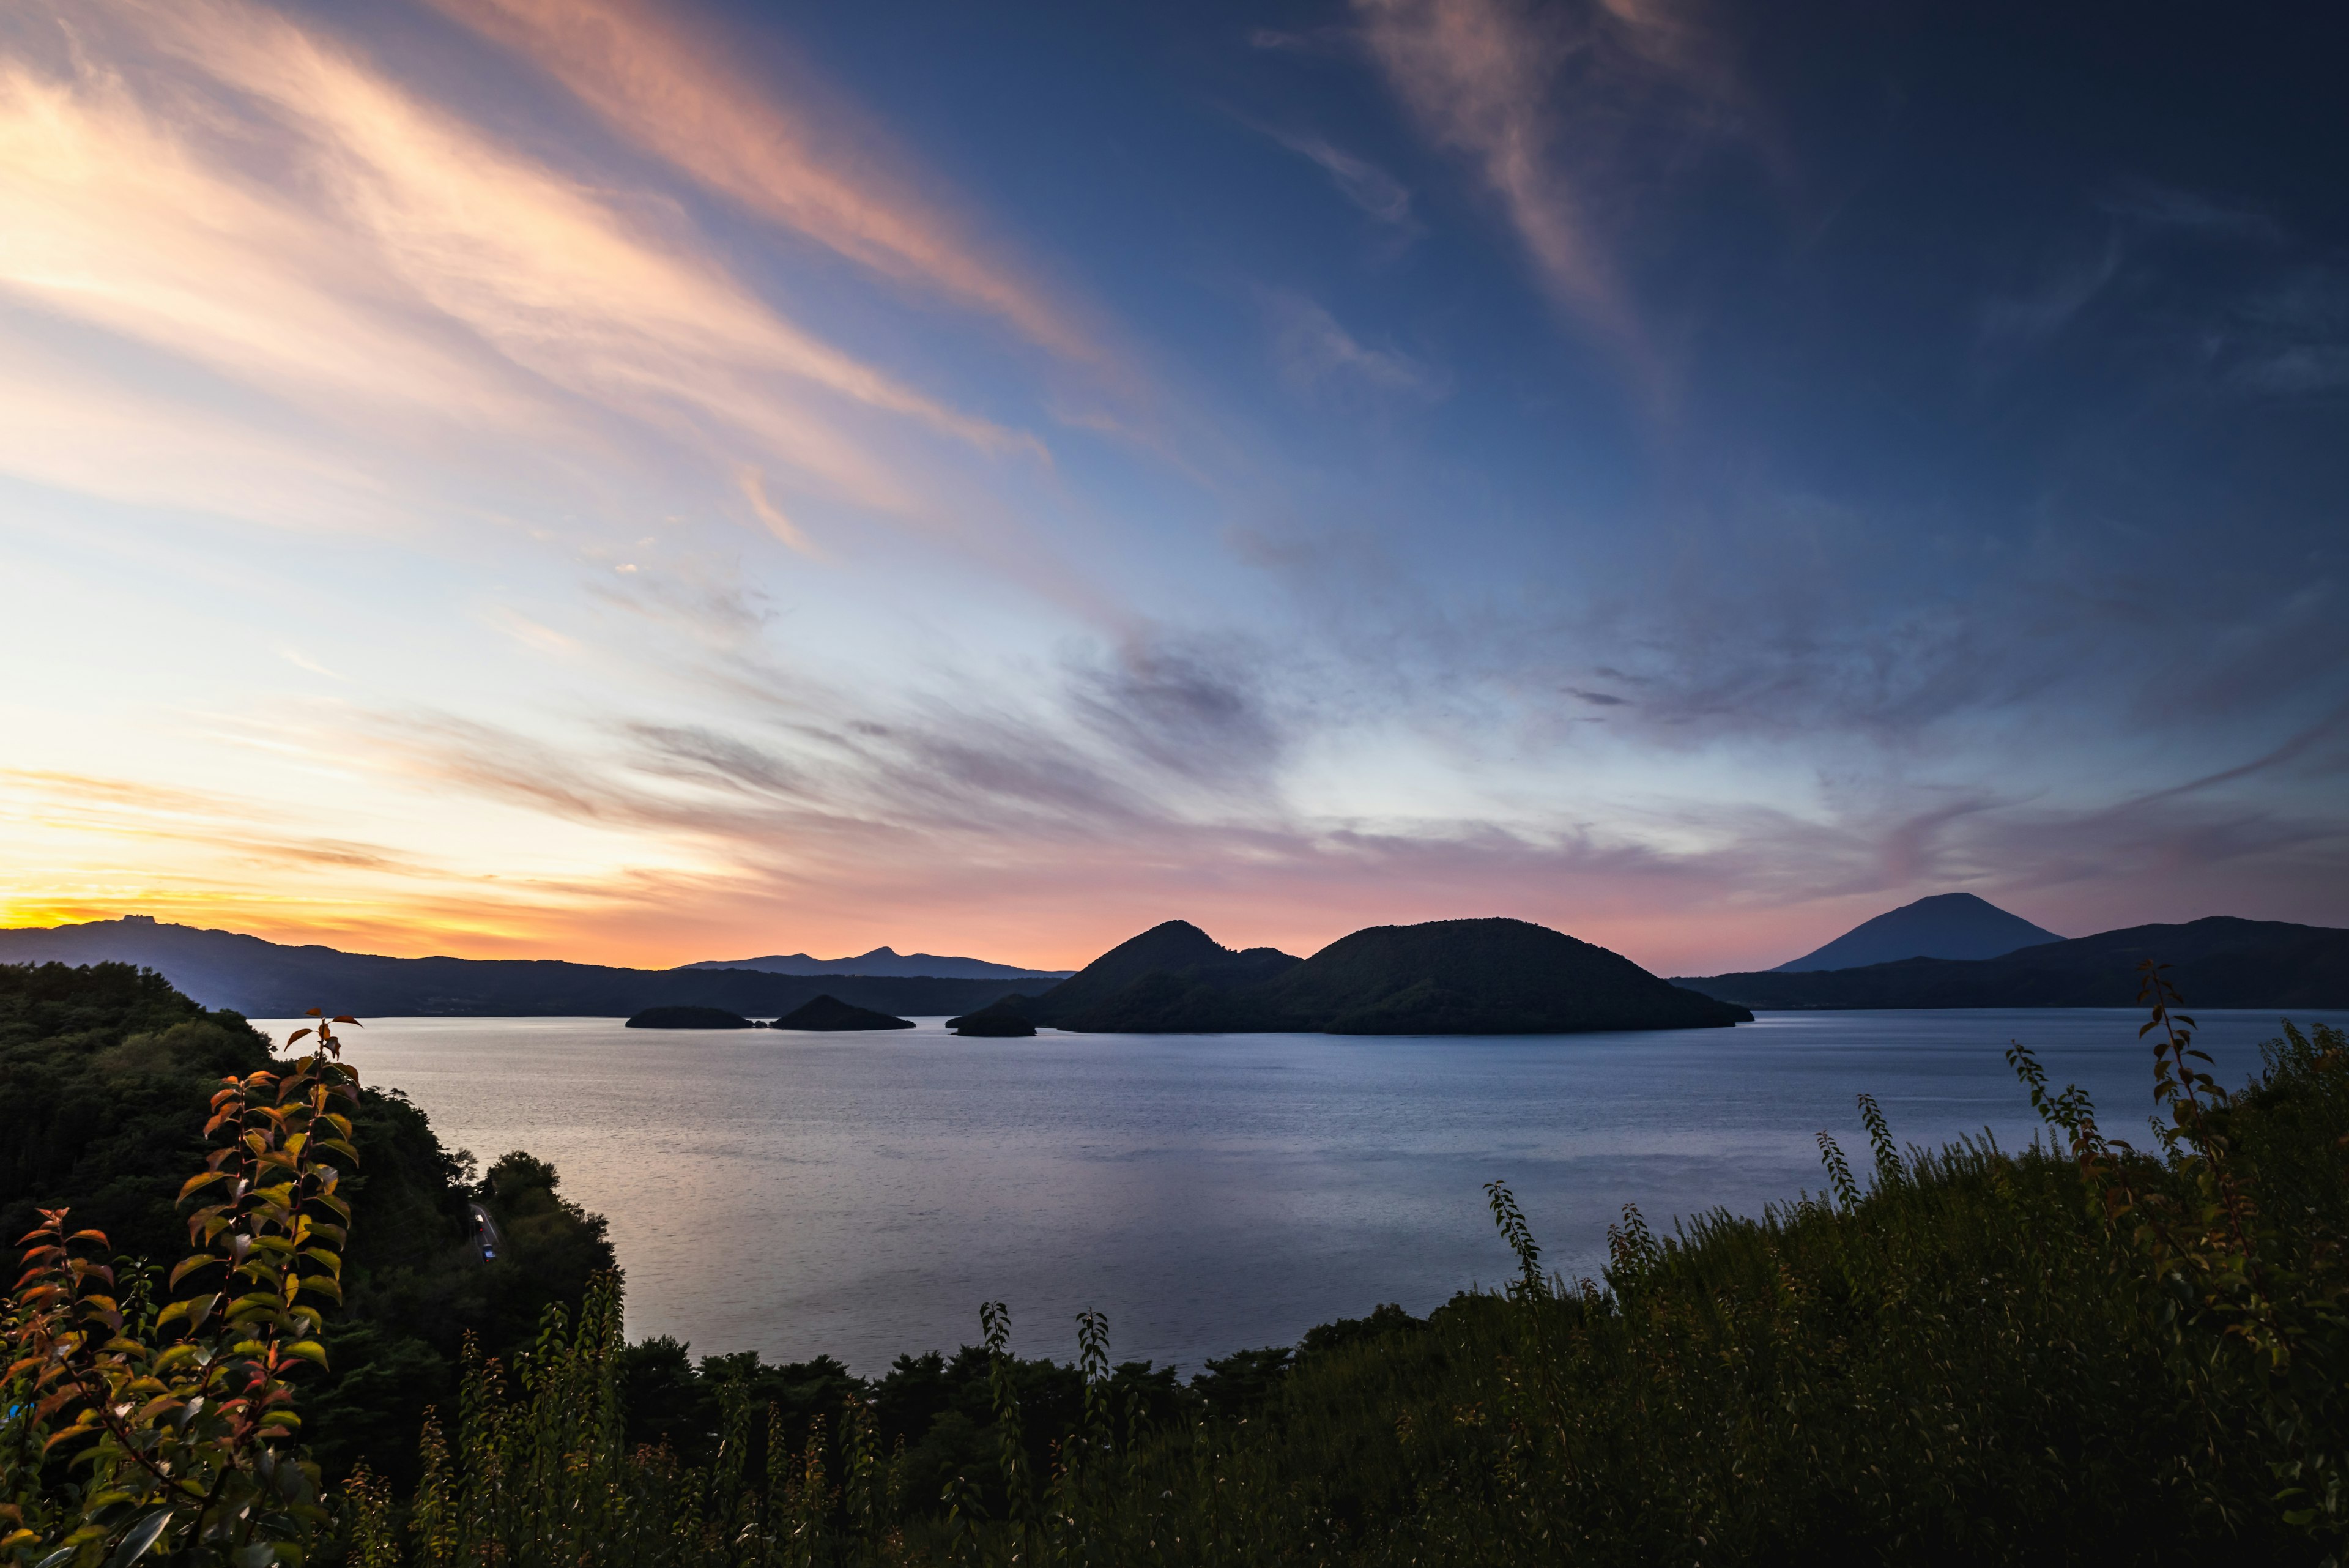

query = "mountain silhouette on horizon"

[
  {"left": 1679, "top": 915, "right": 2349, "bottom": 1009},
  {"left": 681, "top": 945, "right": 1069, "bottom": 981},
  {"left": 0, "top": 918, "right": 1028, "bottom": 1018},
  {"left": 1774, "top": 893, "right": 2063, "bottom": 972}
]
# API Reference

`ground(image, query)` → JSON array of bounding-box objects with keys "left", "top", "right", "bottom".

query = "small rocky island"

[
  {"left": 943, "top": 1000, "right": 1037, "bottom": 1036},
  {"left": 625, "top": 1005, "right": 755, "bottom": 1029},
  {"left": 773, "top": 994, "right": 916, "bottom": 1031}
]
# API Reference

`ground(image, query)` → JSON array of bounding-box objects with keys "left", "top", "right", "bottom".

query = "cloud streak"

[
  {"left": 424, "top": 0, "right": 1106, "bottom": 367},
  {"left": 1255, "top": 122, "right": 1418, "bottom": 229},
  {"left": 1351, "top": 0, "right": 1756, "bottom": 380},
  {"left": 1356, "top": 0, "right": 1619, "bottom": 329},
  {"left": 1262, "top": 292, "right": 1446, "bottom": 399},
  {"left": 0, "top": 0, "right": 1049, "bottom": 547}
]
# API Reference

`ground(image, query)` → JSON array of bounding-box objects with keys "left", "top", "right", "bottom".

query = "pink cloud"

[
  {"left": 1356, "top": 0, "right": 1624, "bottom": 332},
  {"left": 0, "top": 0, "right": 1055, "bottom": 545},
  {"left": 1352, "top": 0, "right": 1759, "bottom": 389},
  {"left": 426, "top": 0, "right": 1107, "bottom": 368}
]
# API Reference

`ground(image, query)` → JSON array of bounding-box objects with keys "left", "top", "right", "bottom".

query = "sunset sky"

[{"left": 3, "top": 0, "right": 2344, "bottom": 975}]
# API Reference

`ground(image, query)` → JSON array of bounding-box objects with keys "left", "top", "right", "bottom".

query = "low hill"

[
  {"left": 682, "top": 945, "right": 1070, "bottom": 981},
  {"left": 1014, "top": 916, "right": 1749, "bottom": 1035},
  {"left": 0, "top": 918, "right": 1024, "bottom": 1018},
  {"left": 1023, "top": 920, "right": 1302, "bottom": 1030},
  {"left": 1678, "top": 916, "right": 2349, "bottom": 1009},
  {"left": 773, "top": 995, "right": 915, "bottom": 1031},
  {"left": 1255, "top": 919, "right": 1752, "bottom": 1033},
  {"left": 1775, "top": 892, "right": 2063, "bottom": 972}
]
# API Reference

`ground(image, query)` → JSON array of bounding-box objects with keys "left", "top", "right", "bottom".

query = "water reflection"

[{"left": 284, "top": 1008, "right": 2349, "bottom": 1373}]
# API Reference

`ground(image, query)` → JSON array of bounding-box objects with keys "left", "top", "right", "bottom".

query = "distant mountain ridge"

[
  {"left": 1775, "top": 893, "right": 2063, "bottom": 972},
  {"left": 967, "top": 917, "right": 1750, "bottom": 1035},
  {"left": 1679, "top": 916, "right": 2349, "bottom": 1009},
  {"left": 681, "top": 945, "right": 1069, "bottom": 981},
  {"left": 0, "top": 918, "right": 1023, "bottom": 1019},
  {"left": 25, "top": 910, "right": 2332, "bottom": 1028}
]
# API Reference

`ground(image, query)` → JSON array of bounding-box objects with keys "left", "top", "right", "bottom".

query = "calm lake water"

[{"left": 262, "top": 1008, "right": 2349, "bottom": 1376}]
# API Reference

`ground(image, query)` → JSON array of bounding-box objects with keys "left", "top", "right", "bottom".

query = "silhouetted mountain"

[
  {"left": 1010, "top": 916, "right": 1748, "bottom": 1035},
  {"left": 1021, "top": 920, "right": 1302, "bottom": 1030},
  {"left": 1775, "top": 893, "right": 2063, "bottom": 972},
  {"left": 626, "top": 1006, "right": 752, "bottom": 1029},
  {"left": 681, "top": 946, "right": 1070, "bottom": 981},
  {"left": 773, "top": 995, "right": 915, "bottom": 1031},
  {"left": 1678, "top": 916, "right": 2349, "bottom": 1009},
  {"left": 1258, "top": 919, "right": 1750, "bottom": 1033},
  {"left": 0, "top": 918, "right": 1025, "bottom": 1019}
]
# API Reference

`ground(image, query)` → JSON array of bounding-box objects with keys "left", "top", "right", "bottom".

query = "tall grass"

[{"left": 344, "top": 1013, "right": 2349, "bottom": 1563}]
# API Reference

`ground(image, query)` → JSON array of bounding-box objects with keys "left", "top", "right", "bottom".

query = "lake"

[{"left": 266, "top": 1008, "right": 2349, "bottom": 1376}]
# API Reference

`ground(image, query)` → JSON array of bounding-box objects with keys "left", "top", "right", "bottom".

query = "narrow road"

[{"left": 469, "top": 1202, "right": 504, "bottom": 1264}]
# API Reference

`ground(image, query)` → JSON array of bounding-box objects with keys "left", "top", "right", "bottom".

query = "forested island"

[
  {"left": 949, "top": 916, "right": 1750, "bottom": 1034},
  {"left": 773, "top": 994, "right": 917, "bottom": 1030}
]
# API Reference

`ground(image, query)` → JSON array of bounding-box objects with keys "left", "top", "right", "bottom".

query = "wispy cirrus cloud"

[
  {"left": 1351, "top": 0, "right": 1757, "bottom": 377},
  {"left": 1252, "top": 122, "right": 1419, "bottom": 231},
  {"left": 0, "top": 769, "right": 436, "bottom": 880},
  {"left": 1356, "top": 0, "right": 1617, "bottom": 329},
  {"left": 0, "top": 0, "right": 1047, "bottom": 546},
  {"left": 423, "top": 0, "right": 1108, "bottom": 368},
  {"left": 1261, "top": 291, "right": 1447, "bottom": 400}
]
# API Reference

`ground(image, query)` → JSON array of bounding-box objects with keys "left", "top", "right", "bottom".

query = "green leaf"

[{"left": 104, "top": 1509, "right": 172, "bottom": 1568}]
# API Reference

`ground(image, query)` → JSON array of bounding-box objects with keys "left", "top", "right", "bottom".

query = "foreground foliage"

[
  {"left": 0, "top": 963, "right": 614, "bottom": 1497},
  {"left": 6, "top": 962, "right": 2348, "bottom": 1564}
]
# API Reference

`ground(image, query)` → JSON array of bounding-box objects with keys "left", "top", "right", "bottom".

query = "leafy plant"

[{"left": 3, "top": 1009, "right": 361, "bottom": 1566}]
